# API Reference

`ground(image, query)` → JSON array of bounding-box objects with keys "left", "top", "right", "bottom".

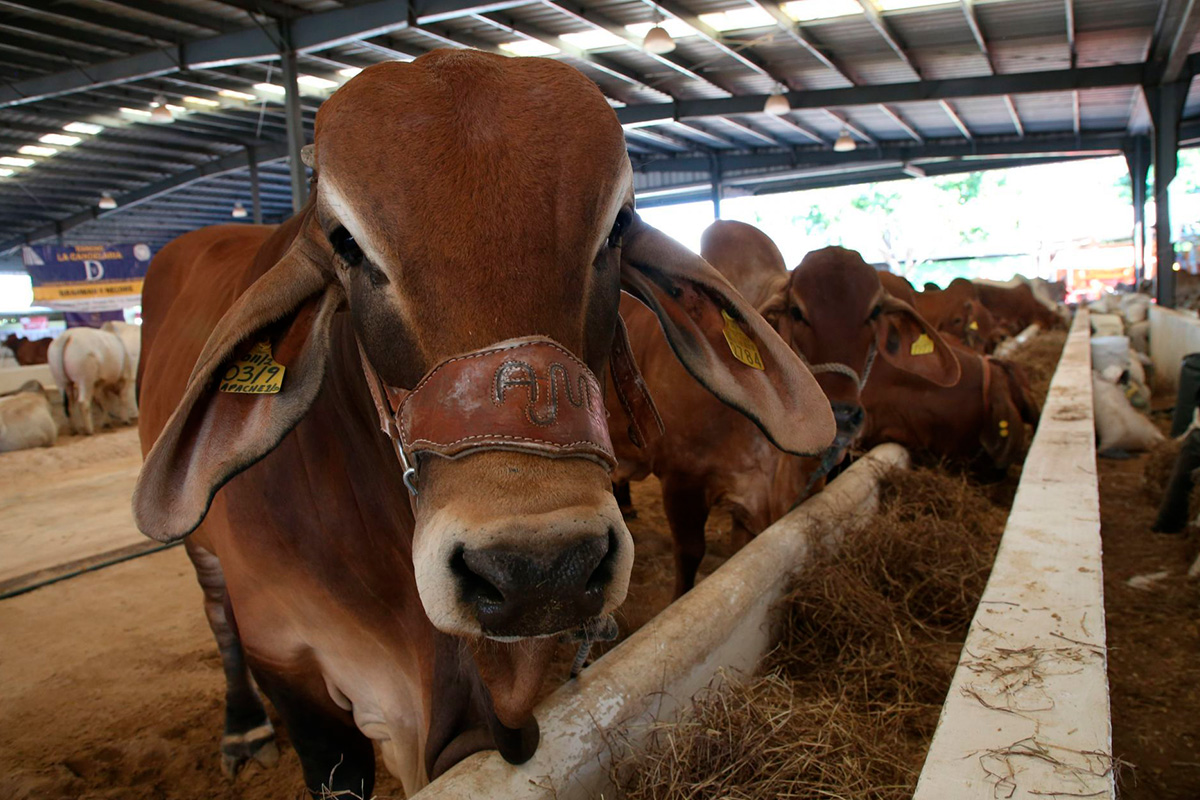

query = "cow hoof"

[{"left": 220, "top": 723, "right": 278, "bottom": 778}]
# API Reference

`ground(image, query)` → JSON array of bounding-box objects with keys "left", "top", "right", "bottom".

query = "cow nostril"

[
  {"left": 585, "top": 528, "right": 620, "bottom": 594},
  {"left": 832, "top": 403, "right": 865, "bottom": 432},
  {"left": 450, "top": 545, "right": 505, "bottom": 608}
]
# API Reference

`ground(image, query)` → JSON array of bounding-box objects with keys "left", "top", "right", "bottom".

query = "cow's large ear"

[
  {"left": 619, "top": 216, "right": 834, "bottom": 456},
  {"left": 875, "top": 294, "right": 961, "bottom": 387},
  {"left": 133, "top": 243, "right": 341, "bottom": 543}
]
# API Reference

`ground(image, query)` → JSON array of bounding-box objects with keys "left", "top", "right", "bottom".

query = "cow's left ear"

[
  {"left": 619, "top": 215, "right": 834, "bottom": 456},
  {"left": 133, "top": 239, "right": 341, "bottom": 543},
  {"left": 875, "top": 294, "right": 961, "bottom": 387}
]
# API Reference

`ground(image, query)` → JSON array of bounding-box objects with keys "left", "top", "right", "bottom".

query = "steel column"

[
  {"left": 281, "top": 49, "right": 309, "bottom": 212},
  {"left": 710, "top": 154, "right": 722, "bottom": 220},
  {"left": 1124, "top": 135, "right": 1151, "bottom": 286},
  {"left": 1148, "top": 82, "right": 1188, "bottom": 307},
  {"left": 247, "top": 147, "right": 264, "bottom": 225}
]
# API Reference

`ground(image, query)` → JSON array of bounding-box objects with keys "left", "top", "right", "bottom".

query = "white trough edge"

[
  {"left": 0, "top": 363, "right": 53, "bottom": 394},
  {"left": 414, "top": 442, "right": 911, "bottom": 800},
  {"left": 914, "top": 309, "right": 1113, "bottom": 800},
  {"left": 993, "top": 323, "right": 1040, "bottom": 360},
  {"left": 1149, "top": 304, "right": 1200, "bottom": 391}
]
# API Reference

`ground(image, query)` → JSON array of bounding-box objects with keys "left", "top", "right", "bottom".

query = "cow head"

[
  {"left": 918, "top": 278, "right": 1000, "bottom": 353},
  {"left": 759, "top": 247, "right": 961, "bottom": 453},
  {"left": 134, "top": 49, "right": 833, "bottom": 762}
]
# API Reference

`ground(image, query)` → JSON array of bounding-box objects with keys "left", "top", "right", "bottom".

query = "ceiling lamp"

[
  {"left": 764, "top": 85, "right": 790, "bottom": 115},
  {"left": 151, "top": 95, "right": 174, "bottom": 123},
  {"left": 833, "top": 129, "right": 856, "bottom": 152},
  {"left": 643, "top": 24, "right": 676, "bottom": 54},
  {"left": 98, "top": 192, "right": 117, "bottom": 210},
  {"left": 231, "top": 201, "right": 248, "bottom": 219}
]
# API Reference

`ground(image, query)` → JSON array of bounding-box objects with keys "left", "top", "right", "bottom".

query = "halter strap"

[{"left": 797, "top": 340, "right": 877, "bottom": 391}]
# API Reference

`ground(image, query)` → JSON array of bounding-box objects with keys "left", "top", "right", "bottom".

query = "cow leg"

[
  {"left": 612, "top": 480, "right": 636, "bottom": 518},
  {"left": 186, "top": 543, "right": 279, "bottom": 777},
  {"left": 1153, "top": 429, "right": 1200, "bottom": 533},
  {"left": 76, "top": 381, "right": 95, "bottom": 435},
  {"left": 662, "top": 477, "right": 710, "bottom": 597},
  {"left": 250, "top": 670, "right": 376, "bottom": 799}
]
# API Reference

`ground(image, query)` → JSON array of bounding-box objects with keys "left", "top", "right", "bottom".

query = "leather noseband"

[{"left": 357, "top": 328, "right": 662, "bottom": 497}]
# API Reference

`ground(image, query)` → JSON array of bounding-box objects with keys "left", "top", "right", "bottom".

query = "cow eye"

[
  {"left": 330, "top": 226, "right": 363, "bottom": 268},
  {"left": 608, "top": 208, "right": 633, "bottom": 249},
  {"left": 790, "top": 306, "right": 806, "bottom": 323},
  {"left": 868, "top": 303, "right": 882, "bottom": 322}
]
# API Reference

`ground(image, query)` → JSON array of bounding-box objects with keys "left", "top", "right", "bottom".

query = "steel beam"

[
  {"left": 0, "top": 0, "right": 537, "bottom": 108},
  {"left": 852, "top": 0, "right": 920, "bottom": 78},
  {"left": 710, "top": 153, "right": 722, "bottom": 219},
  {"left": 616, "top": 62, "right": 1151, "bottom": 126},
  {"left": 1124, "top": 135, "right": 1151, "bottom": 284},
  {"left": 1148, "top": 81, "right": 1188, "bottom": 306},
  {"left": 248, "top": 146, "right": 263, "bottom": 224}
]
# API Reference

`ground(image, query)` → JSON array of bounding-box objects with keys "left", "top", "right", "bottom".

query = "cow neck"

[{"left": 980, "top": 354, "right": 993, "bottom": 419}]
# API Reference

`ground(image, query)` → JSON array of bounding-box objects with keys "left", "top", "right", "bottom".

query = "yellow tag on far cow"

[
  {"left": 910, "top": 333, "right": 935, "bottom": 356},
  {"left": 721, "top": 310, "right": 765, "bottom": 370},
  {"left": 219, "top": 341, "right": 285, "bottom": 394},
  {"left": 998, "top": 419, "right": 1010, "bottom": 438},
  {"left": 968, "top": 320, "right": 979, "bottom": 331}
]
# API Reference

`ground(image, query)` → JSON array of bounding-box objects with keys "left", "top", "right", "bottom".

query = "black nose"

[
  {"left": 451, "top": 529, "right": 618, "bottom": 637},
  {"left": 831, "top": 402, "right": 865, "bottom": 436}
]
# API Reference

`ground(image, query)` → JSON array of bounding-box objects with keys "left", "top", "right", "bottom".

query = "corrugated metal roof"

[{"left": 0, "top": 0, "right": 1196, "bottom": 249}]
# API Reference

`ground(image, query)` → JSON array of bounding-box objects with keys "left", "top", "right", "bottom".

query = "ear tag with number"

[
  {"left": 720, "top": 310, "right": 765, "bottom": 370},
  {"left": 910, "top": 333, "right": 935, "bottom": 356},
  {"left": 219, "top": 341, "right": 286, "bottom": 394}
]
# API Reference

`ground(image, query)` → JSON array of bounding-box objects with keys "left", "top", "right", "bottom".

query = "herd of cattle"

[
  {"left": 0, "top": 320, "right": 140, "bottom": 451},
  {"left": 1, "top": 53, "right": 1090, "bottom": 798}
]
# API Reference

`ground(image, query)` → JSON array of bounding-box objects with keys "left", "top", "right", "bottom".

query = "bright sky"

[{"left": 4, "top": 154, "right": 1199, "bottom": 314}]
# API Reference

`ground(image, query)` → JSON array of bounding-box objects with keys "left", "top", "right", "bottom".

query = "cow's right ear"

[
  {"left": 875, "top": 294, "right": 961, "bottom": 387},
  {"left": 133, "top": 242, "right": 341, "bottom": 543},
  {"left": 619, "top": 215, "right": 834, "bottom": 456}
]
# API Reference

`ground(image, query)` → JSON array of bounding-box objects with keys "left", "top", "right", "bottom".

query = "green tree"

[{"left": 935, "top": 172, "right": 985, "bottom": 204}]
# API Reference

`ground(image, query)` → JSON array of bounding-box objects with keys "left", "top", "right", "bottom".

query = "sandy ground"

[
  {"left": 0, "top": 427, "right": 145, "bottom": 590},
  {"left": 0, "top": 475, "right": 726, "bottom": 800}
]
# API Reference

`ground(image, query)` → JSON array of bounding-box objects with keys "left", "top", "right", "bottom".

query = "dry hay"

[
  {"left": 1142, "top": 437, "right": 1183, "bottom": 507},
  {"left": 614, "top": 467, "right": 1007, "bottom": 800},
  {"left": 1005, "top": 329, "right": 1067, "bottom": 410}
]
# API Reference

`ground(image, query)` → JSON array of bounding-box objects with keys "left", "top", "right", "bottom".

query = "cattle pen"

[{"left": 405, "top": 310, "right": 1111, "bottom": 799}]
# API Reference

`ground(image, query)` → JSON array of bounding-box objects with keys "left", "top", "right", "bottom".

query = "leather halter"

[{"left": 357, "top": 327, "right": 663, "bottom": 497}]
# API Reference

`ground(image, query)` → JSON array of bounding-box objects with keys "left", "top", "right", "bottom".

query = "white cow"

[
  {"left": 47, "top": 327, "right": 137, "bottom": 435},
  {"left": 100, "top": 320, "right": 141, "bottom": 374},
  {"left": 0, "top": 382, "right": 57, "bottom": 452}
]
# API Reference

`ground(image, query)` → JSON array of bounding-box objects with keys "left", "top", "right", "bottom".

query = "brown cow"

[
  {"left": 861, "top": 340, "right": 1040, "bottom": 476},
  {"left": 973, "top": 280, "right": 1063, "bottom": 334},
  {"left": 878, "top": 270, "right": 918, "bottom": 305},
  {"left": 133, "top": 52, "right": 833, "bottom": 797},
  {"left": 611, "top": 225, "right": 958, "bottom": 595},
  {"left": 3, "top": 333, "right": 51, "bottom": 365},
  {"left": 914, "top": 278, "right": 1000, "bottom": 353}
]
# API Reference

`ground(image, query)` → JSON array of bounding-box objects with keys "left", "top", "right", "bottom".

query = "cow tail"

[{"left": 993, "top": 358, "right": 1040, "bottom": 426}]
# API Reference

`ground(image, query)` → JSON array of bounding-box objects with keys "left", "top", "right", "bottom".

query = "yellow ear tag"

[
  {"left": 910, "top": 333, "right": 935, "bottom": 356},
  {"left": 720, "top": 310, "right": 765, "bottom": 370},
  {"left": 968, "top": 320, "right": 979, "bottom": 331},
  {"left": 998, "top": 419, "right": 1009, "bottom": 438},
  {"left": 219, "top": 340, "right": 286, "bottom": 394}
]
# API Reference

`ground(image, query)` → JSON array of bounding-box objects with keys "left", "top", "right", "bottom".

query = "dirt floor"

[
  {"left": 0, "top": 427, "right": 146, "bottom": 590},
  {"left": 1100, "top": 409, "right": 1200, "bottom": 798},
  {"left": 0, "top": 474, "right": 719, "bottom": 800}
]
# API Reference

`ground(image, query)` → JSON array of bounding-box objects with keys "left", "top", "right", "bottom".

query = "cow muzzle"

[{"left": 359, "top": 335, "right": 645, "bottom": 639}]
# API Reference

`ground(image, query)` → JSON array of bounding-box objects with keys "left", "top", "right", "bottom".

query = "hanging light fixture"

[
  {"left": 643, "top": 8, "right": 676, "bottom": 54},
  {"left": 833, "top": 129, "right": 856, "bottom": 152},
  {"left": 764, "top": 84, "right": 790, "bottom": 115},
  {"left": 643, "top": 24, "right": 676, "bottom": 53},
  {"left": 231, "top": 201, "right": 248, "bottom": 219},
  {"left": 150, "top": 95, "right": 174, "bottom": 123},
  {"left": 98, "top": 192, "right": 117, "bottom": 210}
]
